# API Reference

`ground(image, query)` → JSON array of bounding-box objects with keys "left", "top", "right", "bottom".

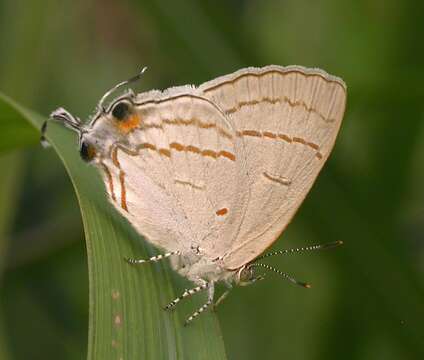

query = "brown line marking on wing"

[
  {"left": 216, "top": 208, "right": 228, "bottom": 216},
  {"left": 241, "top": 129, "right": 262, "bottom": 137},
  {"left": 138, "top": 117, "right": 233, "bottom": 139},
  {"left": 140, "top": 123, "right": 163, "bottom": 130},
  {"left": 278, "top": 133, "right": 292, "bottom": 143},
  {"left": 237, "top": 130, "right": 323, "bottom": 159},
  {"left": 169, "top": 142, "right": 236, "bottom": 161},
  {"left": 169, "top": 142, "right": 185, "bottom": 152},
  {"left": 263, "top": 131, "right": 277, "bottom": 139},
  {"left": 203, "top": 68, "right": 345, "bottom": 92},
  {"left": 119, "top": 170, "right": 128, "bottom": 212},
  {"left": 175, "top": 179, "right": 205, "bottom": 190},
  {"left": 113, "top": 142, "right": 236, "bottom": 162},
  {"left": 163, "top": 118, "right": 232, "bottom": 138},
  {"left": 158, "top": 148, "right": 171, "bottom": 157},
  {"left": 136, "top": 93, "right": 227, "bottom": 111},
  {"left": 141, "top": 142, "right": 157, "bottom": 151},
  {"left": 186, "top": 145, "right": 201, "bottom": 154},
  {"left": 263, "top": 172, "right": 292, "bottom": 186},
  {"left": 225, "top": 97, "right": 335, "bottom": 124},
  {"left": 202, "top": 149, "right": 217, "bottom": 159},
  {"left": 100, "top": 162, "right": 116, "bottom": 201},
  {"left": 292, "top": 137, "right": 323, "bottom": 157},
  {"left": 219, "top": 150, "right": 236, "bottom": 161},
  {"left": 109, "top": 146, "right": 130, "bottom": 212},
  {"left": 307, "top": 142, "right": 319, "bottom": 150},
  {"left": 201, "top": 68, "right": 345, "bottom": 124},
  {"left": 292, "top": 136, "right": 306, "bottom": 145},
  {"left": 111, "top": 147, "right": 120, "bottom": 167}
]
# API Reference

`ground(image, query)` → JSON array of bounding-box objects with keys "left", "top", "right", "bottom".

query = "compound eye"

[
  {"left": 80, "top": 141, "right": 96, "bottom": 162},
  {"left": 111, "top": 101, "right": 131, "bottom": 121}
]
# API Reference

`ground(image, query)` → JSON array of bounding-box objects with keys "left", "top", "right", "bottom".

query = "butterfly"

[{"left": 42, "top": 65, "right": 346, "bottom": 325}]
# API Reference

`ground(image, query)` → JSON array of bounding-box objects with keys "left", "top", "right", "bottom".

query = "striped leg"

[
  {"left": 184, "top": 282, "right": 215, "bottom": 326},
  {"left": 248, "top": 275, "right": 265, "bottom": 285},
  {"left": 164, "top": 281, "right": 208, "bottom": 311},
  {"left": 125, "top": 251, "right": 180, "bottom": 265}
]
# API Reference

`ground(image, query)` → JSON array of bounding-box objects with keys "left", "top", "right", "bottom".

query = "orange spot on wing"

[
  {"left": 216, "top": 208, "right": 228, "bottom": 216},
  {"left": 116, "top": 114, "right": 141, "bottom": 133}
]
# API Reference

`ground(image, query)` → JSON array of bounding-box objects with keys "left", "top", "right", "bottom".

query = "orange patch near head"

[{"left": 116, "top": 114, "right": 141, "bottom": 134}]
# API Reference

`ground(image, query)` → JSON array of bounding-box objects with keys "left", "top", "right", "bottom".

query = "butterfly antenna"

[
  {"left": 97, "top": 66, "right": 148, "bottom": 112},
  {"left": 255, "top": 240, "right": 343, "bottom": 262},
  {"left": 249, "top": 263, "right": 310, "bottom": 288},
  {"left": 40, "top": 108, "right": 82, "bottom": 148}
]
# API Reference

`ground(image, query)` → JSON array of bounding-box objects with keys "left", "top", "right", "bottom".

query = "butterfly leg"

[
  {"left": 164, "top": 280, "right": 209, "bottom": 311},
  {"left": 184, "top": 281, "right": 215, "bottom": 326},
  {"left": 125, "top": 250, "right": 180, "bottom": 265},
  {"left": 248, "top": 275, "right": 265, "bottom": 285},
  {"left": 212, "top": 282, "right": 233, "bottom": 310}
]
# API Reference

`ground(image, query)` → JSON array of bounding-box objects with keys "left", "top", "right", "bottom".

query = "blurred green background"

[{"left": 1, "top": 0, "right": 423, "bottom": 359}]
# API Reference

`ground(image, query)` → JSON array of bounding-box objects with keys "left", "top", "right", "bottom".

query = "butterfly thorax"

[{"left": 170, "top": 249, "right": 235, "bottom": 284}]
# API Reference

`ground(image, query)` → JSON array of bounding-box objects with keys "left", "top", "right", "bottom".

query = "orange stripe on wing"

[
  {"left": 119, "top": 170, "right": 128, "bottom": 212},
  {"left": 100, "top": 162, "right": 116, "bottom": 201}
]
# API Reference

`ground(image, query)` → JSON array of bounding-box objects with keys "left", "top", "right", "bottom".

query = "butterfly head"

[
  {"left": 42, "top": 95, "right": 143, "bottom": 164},
  {"left": 41, "top": 68, "right": 148, "bottom": 163}
]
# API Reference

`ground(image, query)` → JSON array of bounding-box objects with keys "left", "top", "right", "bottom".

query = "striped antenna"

[
  {"left": 255, "top": 240, "right": 343, "bottom": 262},
  {"left": 97, "top": 66, "right": 147, "bottom": 112},
  {"left": 248, "top": 263, "right": 311, "bottom": 288}
]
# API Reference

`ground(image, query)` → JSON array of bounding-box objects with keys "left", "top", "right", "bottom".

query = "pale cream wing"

[
  {"left": 199, "top": 65, "right": 347, "bottom": 269},
  {"left": 100, "top": 88, "right": 250, "bottom": 255}
]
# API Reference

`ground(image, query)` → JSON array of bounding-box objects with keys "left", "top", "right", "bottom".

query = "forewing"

[
  {"left": 200, "top": 65, "right": 347, "bottom": 269},
  {"left": 100, "top": 89, "right": 249, "bottom": 255}
]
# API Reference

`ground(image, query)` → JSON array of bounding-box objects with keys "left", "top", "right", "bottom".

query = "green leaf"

[{"left": 0, "top": 93, "right": 227, "bottom": 359}]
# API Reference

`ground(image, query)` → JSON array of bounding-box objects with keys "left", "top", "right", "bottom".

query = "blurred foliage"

[{"left": 0, "top": 0, "right": 423, "bottom": 359}]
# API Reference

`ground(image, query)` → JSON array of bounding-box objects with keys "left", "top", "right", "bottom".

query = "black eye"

[
  {"left": 112, "top": 101, "right": 131, "bottom": 120},
  {"left": 80, "top": 141, "right": 96, "bottom": 162}
]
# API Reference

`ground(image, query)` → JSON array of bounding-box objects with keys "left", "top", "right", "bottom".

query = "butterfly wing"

[
  {"left": 100, "top": 88, "right": 250, "bottom": 255},
  {"left": 199, "top": 65, "right": 347, "bottom": 269}
]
